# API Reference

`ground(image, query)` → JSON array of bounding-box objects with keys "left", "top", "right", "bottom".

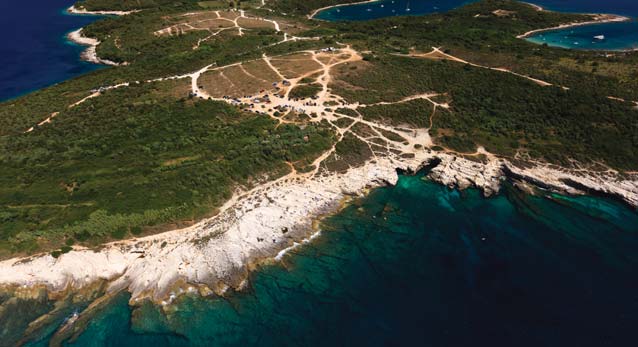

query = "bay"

[{"left": 315, "top": 0, "right": 638, "bottom": 50}]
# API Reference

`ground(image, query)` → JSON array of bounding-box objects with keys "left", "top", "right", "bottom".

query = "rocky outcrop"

[
  {"left": 67, "top": 29, "right": 123, "bottom": 66},
  {"left": 0, "top": 149, "right": 635, "bottom": 306}
]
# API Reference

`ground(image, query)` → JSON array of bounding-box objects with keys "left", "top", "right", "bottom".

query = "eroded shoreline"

[
  {"left": 0, "top": 150, "right": 635, "bottom": 302},
  {"left": 66, "top": 29, "right": 123, "bottom": 66},
  {"left": 65, "top": 5, "right": 133, "bottom": 66}
]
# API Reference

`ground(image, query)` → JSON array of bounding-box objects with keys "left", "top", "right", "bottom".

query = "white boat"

[{"left": 593, "top": 35, "right": 606, "bottom": 41}]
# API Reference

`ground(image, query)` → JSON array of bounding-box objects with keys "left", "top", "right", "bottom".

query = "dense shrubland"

[
  {"left": 1, "top": 0, "right": 637, "bottom": 256},
  {"left": 0, "top": 84, "right": 333, "bottom": 256}
]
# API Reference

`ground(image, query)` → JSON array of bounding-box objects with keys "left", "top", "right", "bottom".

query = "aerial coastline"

[
  {"left": 67, "top": 4, "right": 138, "bottom": 16},
  {"left": 2, "top": 0, "right": 638, "bottom": 303},
  {"left": 66, "top": 29, "right": 124, "bottom": 66},
  {"left": 64, "top": 5, "right": 133, "bottom": 66},
  {"left": 308, "top": 0, "right": 379, "bottom": 19},
  {"left": 516, "top": 13, "right": 631, "bottom": 39},
  {"left": 0, "top": 139, "right": 635, "bottom": 306},
  {"left": 1, "top": 1, "right": 637, "bottom": 343}
]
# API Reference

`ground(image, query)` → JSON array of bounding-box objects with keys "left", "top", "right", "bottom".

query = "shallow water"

[
  {"left": 0, "top": 0, "right": 103, "bottom": 101},
  {"left": 527, "top": 20, "right": 638, "bottom": 51},
  {"left": 526, "top": 0, "right": 638, "bottom": 51},
  {"left": 314, "top": 0, "right": 474, "bottom": 21},
  {"left": 315, "top": 0, "right": 638, "bottom": 50},
  {"left": 23, "top": 174, "right": 638, "bottom": 346}
]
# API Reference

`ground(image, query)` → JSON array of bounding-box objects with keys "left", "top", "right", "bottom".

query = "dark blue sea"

[
  {"left": 0, "top": 0, "right": 103, "bottom": 101},
  {"left": 316, "top": 0, "right": 638, "bottom": 50},
  {"left": 1, "top": 1, "right": 635, "bottom": 102}
]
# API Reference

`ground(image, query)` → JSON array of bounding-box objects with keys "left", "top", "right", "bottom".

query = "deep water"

[
  {"left": 526, "top": 20, "right": 638, "bottom": 51},
  {"left": 25, "top": 174, "right": 638, "bottom": 347},
  {"left": 314, "top": 0, "right": 475, "bottom": 21},
  {"left": 525, "top": 0, "right": 638, "bottom": 50},
  {"left": 0, "top": 0, "right": 103, "bottom": 102},
  {"left": 315, "top": 0, "right": 638, "bottom": 50}
]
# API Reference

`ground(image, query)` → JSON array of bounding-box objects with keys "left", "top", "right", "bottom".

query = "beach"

[{"left": 516, "top": 13, "right": 631, "bottom": 39}]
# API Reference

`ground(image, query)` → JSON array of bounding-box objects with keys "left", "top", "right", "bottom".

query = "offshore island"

[{"left": 0, "top": 0, "right": 637, "bottom": 345}]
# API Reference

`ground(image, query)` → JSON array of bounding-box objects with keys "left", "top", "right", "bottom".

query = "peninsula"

[{"left": 0, "top": 0, "right": 637, "bottom": 344}]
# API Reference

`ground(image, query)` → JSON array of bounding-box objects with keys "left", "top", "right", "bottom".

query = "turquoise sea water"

[
  {"left": 23, "top": 173, "right": 638, "bottom": 346},
  {"left": 526, "top": 21, "right": 638, "bottom": 51},
  {"left": 315, "top": 0, "right": 638, "bottom": 50}
]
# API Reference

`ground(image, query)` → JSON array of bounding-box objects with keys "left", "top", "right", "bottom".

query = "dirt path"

[
  {"left": 155, "top": 9, "right": 316, "bottom": 50},
  {"left": 404, "top": 47, "right": 637, "bottom": 106},
  {"left": 428, "top": 47, "right": 555, "bottom": 87}
]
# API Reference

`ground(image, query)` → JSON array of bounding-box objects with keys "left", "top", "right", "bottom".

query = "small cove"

[{"left": 315, "top": 0, "right": 638, "bottom": 51}]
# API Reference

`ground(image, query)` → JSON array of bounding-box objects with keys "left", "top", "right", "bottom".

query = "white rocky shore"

[
  {"left": 2, "top": 2, "right": 637, "bottom": 306},
  {"left": 66, "top": 29, "right": 122, "bottom": 66},
  {"left": 0, "top": 148, "right": 635, "bottom": 305},
  {"left": 65, "top": 5, "right": 134, "bottom": 66},
  {"left": 67, "top": 5, "right": 138, "bottom": 16}
]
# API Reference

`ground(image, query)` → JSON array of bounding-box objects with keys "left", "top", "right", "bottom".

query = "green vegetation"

[
  {"left": 333, "top": 54, "right": 638, "bottom": 168},
  {"left": 289, "top": 83, "right": 322, "bottom": 99},
  {"left": 1, "top": 0, "right": 637, "bottom": 257},
  {"left": 0, "top": 83, "right": 333, "bottom": 257},
  {"left": 332, "top": 0, "right": 638, "bottom": 101},
  {"left": 272, "top": 0, "right": 362, "bottom": 16},
  {"left": 77, "top": 0, "right": 262, "bottom": 11},
  {"left": 359, "top": 99, "right": 434, "bottom": 128},
  {"left": 76, "top": 0, "right": 199, "bottom": 11},
  {"left": 323, "top": 134, "right": 372, "bottom": 172},
  {"left": 325, "top": 0, "right": 638, "bottom": 167}
]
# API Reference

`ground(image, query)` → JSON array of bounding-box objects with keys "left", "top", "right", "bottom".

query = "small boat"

[{"left": 593, "top": 35, "right": 606, "bottom": 41}]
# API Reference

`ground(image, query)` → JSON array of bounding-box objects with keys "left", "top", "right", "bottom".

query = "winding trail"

[
  {"left": 6, "top": 9, "right": 638, "bottom": 344},
  {"left": 155, "top": 10, "right": 317, "bottom": 50}
]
